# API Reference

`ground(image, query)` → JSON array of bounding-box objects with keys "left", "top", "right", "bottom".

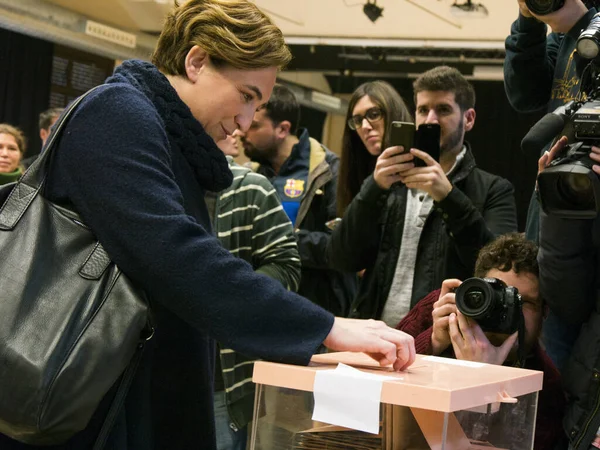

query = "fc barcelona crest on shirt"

[{"left": 284, "top": 179, "right": 304, "bottom": 198}]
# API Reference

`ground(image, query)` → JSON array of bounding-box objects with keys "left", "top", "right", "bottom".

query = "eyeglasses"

[{"left": 348, "top": 107, "right": 384, "bottom": 130}]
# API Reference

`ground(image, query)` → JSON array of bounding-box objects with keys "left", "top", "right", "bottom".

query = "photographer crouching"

[{"left": 397, "top": 233, "right": 566, "bottom": 449}]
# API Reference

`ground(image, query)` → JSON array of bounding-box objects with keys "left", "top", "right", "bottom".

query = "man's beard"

[
  {"left": 243, "top": 140, "right": 278, "bottom": 166},
  {"left": 440, "top": 117, "right": 464, "bottom": 155}
]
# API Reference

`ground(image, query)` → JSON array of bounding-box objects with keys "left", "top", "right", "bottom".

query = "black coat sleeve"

[
  {"left": 539, "top": 210, "right": 597, "bottom": 325},
  {"left": 327, "top": 175, "right": 389, "bottom": 272},
  {"left": 45, "top": 85, "right": 334, "bottom": 365},
  {"left": 504, "top": 14, "right": 560, "bottom": 113},
  {"left": 436, "top": 177, "right": 518, "bottom": 271}
]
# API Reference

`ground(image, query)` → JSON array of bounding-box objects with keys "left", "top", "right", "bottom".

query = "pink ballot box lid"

[{"left": 252, "top": 352, "right": 543, "bottom": 413}]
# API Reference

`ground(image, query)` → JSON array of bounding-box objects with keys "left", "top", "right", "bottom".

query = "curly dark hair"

[{"left": 474, "top": 233, "right": 539, "bottom": 279}]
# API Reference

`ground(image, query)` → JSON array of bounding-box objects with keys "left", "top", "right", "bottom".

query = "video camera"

[
  {"left": 523, "top": 12, "right": 600, "bottom": 218},
  {"left": 455, "top": 277, "right": 523, "bottom": 335}
]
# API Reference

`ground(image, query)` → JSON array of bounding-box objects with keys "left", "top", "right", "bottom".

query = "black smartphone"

[
  {"left": 414, "top": 123, "right": 441, "bottom": 167},
  {"left": 390, "top": 121, "right": 415, "bottom": 154}
]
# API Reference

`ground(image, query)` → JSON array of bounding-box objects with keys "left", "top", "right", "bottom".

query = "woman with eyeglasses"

[{"left": 336, "top": 81, "right": 412, "bottom": 217}]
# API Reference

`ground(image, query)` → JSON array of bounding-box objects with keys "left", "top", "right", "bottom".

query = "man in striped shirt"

[{"left": 207, "top": 133, "right": 301, "bottom": 450}]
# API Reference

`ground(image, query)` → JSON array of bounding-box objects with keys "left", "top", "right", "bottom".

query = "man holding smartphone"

[{"left": 328, "top": 66, "right": 518, "bottom": 327}]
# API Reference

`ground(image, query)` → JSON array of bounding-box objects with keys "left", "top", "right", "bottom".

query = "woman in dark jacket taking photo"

[{"left": 336, "top": 81, "right": 412, "bottom": 217}]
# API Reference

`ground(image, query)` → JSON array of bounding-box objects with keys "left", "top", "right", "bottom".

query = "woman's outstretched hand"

[{"left": 323, "top": 317, "right": 416, "bottom": 372}]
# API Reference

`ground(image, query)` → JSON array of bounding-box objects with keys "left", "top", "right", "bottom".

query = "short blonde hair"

[
  {"left": 152, "top": 0, "right": 292, "bottom": 74},
  {"left": 0, "top": 124, "right": 26, "bottom": 154}
]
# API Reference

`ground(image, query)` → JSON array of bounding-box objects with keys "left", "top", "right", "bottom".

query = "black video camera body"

[
  {"left": 455, "top": 277, "right": 523, "bottom": 334},
  {"left": 538, "top": 100, "right": 600, "bottom": 218}
]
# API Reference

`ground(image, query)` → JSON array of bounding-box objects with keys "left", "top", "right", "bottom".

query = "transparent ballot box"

[{"left": 250, "top": 352, "right": 542, "bottom": 450}]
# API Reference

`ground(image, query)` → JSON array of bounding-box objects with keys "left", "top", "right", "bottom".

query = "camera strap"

[{"left": 515, "top": 301, "right": 526, "bottom": 368}]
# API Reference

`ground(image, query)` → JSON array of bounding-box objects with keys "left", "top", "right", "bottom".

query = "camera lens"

[
  {"left": 455, "top": 278, "right": 494, "bottom": 319},
  {"left": 577, "top": 13, "right": 600, "bottom": 60},
  {"left": 525, "top": 0, "right": 564, "bottom": 15},
  {"left": 464, "top": 289, "right": 486, "bottom": 310},
  {"left": 578, "top": 37, "right": 600, "bottom": 59},
  {"left": 556, "top": 172, "right": 595, "bottom": 210}
]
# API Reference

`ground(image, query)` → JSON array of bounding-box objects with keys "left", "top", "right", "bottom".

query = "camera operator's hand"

[
  {"left": 449, "top": 312, "right": 519, "bottom": 365},
  {"left": 536, "top": 136, "right": 567, "bottom": 192},
  {"left": 431, "top": 279, "right": 461, "bottom": 356},
  {"left": 373, "top": 146, "right": 415, "bottom": 190},
  {"left": 398, "top": 149, "right": 453, "bottom": 202},
  {"left": 323, "top": 317, "right": 416, "bottom": 371},
  {"left": 589, "top": 146, "right": 600, "bottom": 175},
  {"left": 538, "top": 136, "right": 567, "bottom": 175},
  {"left": 517, "top": 0, "right": 533, "bottom": 17}
]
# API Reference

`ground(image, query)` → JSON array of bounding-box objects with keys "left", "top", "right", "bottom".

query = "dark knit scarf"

[{"left": 107, "top": 60, "right": 232, "bottom": 192}]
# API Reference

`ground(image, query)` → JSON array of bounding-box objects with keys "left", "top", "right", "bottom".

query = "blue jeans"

[
  {"left": 214, "top": 390, "right": 248, "bottom": 450},
  {"left": 542, "top": 310, "right": 582, "bottom": 373}
]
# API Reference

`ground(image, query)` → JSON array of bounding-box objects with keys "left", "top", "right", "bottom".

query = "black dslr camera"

[{"left": 455, "top": 278, "right": 523, "bottom": 334}]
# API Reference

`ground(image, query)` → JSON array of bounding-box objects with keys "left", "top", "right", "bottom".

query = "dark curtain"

[
  {"left": 467, "top": 80, "right": 543, "bottom": 232},
  {"left": 0, "top": 28, "right": 53, "bottom": 159}
]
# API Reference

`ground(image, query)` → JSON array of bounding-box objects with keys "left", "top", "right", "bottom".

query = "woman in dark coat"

[{"left": 0, "top": 1, "right": 415, "bottom": 449}]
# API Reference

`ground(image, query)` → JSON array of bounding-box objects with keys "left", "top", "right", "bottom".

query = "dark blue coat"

[{"left": 0, "top": 60, "right": 334, "bottom": 449}]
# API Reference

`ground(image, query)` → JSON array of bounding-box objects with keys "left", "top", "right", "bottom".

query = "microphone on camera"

[{"left": 521, "top": 101, "right": 575, "bottom": 156}]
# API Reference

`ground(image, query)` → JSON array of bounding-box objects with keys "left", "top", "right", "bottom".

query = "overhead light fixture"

[
  {"left": 363, "top": 1, "right": 384, "bottom": 23},
  {"left": 450, "top": 0, "right": 489, "bottom": 17}
]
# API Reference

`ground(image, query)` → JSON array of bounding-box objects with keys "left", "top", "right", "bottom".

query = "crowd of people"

[{"left": 1, "top": 0, "right": 599, "bottom": 449}]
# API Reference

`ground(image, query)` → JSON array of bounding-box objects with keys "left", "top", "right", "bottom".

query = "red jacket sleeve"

[{"left": 396, "top": 290, "right": 440, "bottom": 355}]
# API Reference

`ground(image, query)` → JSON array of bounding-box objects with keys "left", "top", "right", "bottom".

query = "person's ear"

[
  {"left": 464, "top": 108, "right": 476, "bottom": 132},
  {"left": 276, "top": 120, "right": 292, "bottom": 139},
  {"left": 184, "top": 45, "right": 210, "bottom": 83},
  {"left": 40, "top": 128, "right": 49, "bottom": 144}
]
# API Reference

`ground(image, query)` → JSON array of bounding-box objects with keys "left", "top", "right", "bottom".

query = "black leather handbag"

[{"left": 0, "top": 89, "right": 151, "bottom": 447}]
